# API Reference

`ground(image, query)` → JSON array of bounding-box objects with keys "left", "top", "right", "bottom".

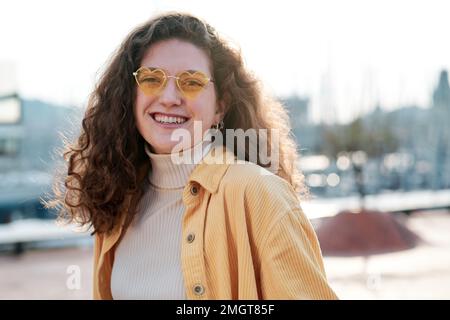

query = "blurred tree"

[{"left": 319, "top": 114, "right": 398, "bottom": 159}]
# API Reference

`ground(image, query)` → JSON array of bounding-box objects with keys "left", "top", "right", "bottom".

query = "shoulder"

[
  {"left": 220, "top": 161, "right": 301, "bottom": 215},
  {"left": 216, "top": 160, "right": 312, "bottom": 255}
]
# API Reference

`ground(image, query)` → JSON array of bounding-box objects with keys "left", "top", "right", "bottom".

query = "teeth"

[{"left": 153, "top": 114, "right": 187, "bottom": 124}]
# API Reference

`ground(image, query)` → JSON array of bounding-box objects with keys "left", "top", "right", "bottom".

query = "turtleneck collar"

[{"left": 145, "top": 139, "right": 213, "bottom": 189}]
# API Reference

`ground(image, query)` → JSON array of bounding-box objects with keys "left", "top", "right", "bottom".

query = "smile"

[{"left": 149, "top": 112, "right": 190, "bottom": 125}]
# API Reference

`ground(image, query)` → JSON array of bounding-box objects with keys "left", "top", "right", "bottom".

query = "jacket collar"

[
  {"left": 101, "top": 145, "right": 236, "bottom": 255},
  {"left": 187, "top": 144, "right": 236, "bottom": 194}
]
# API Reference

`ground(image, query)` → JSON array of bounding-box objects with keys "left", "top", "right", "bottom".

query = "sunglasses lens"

[
  {"left": 134, "top": 68, "right": 211, "bottom": 99},
  {"left": 135, "top": 68, "right": 165, "bottom": 96},
  {"left": 178, "top": 71, "right": 210, "bottom": 99}
]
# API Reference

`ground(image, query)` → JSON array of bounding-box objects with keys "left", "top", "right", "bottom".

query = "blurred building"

[
  {"left": 430, "top": 70, "right": 450, "bottom": 189},
  {"left": 286, "top": 69, "right": 450, "bottom": 197},
  {"left": 0, "top": 95, "right": 79, "bottom": 172},
  {"left": 281, "top": 95, "right": 323, "bottom": 155},
  {"left": 433, "top": 70, "right": 450, "bottom": 109},
  {"left": 0, "top": 94, "right": 80, "bottom": 222}
]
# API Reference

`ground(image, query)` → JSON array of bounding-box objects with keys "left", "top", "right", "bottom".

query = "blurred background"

[{"left": 1, "top": 0, "right": 449, "bottom": 299}]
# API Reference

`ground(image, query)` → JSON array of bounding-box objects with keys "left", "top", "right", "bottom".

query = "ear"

[{"left": 215, "top": 100, "right": 225, "bottom": 121}]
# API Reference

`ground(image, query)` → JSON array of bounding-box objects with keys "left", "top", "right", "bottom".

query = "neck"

[{"left": 145, "top": 140, "right": 212, "bottom": 189}]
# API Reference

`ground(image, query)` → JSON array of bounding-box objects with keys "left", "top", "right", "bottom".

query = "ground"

[{"left": 0, "top": 210, "right": 449, "bottom": 299}]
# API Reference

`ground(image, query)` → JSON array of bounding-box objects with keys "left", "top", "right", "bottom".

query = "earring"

[{"left": 211, "top": 119, "right": 224, "bottom": 131}]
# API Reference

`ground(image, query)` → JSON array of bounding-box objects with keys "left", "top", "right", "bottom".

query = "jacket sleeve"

[{"left": 259, "top": 206, "right": 338, "bottom": 299}]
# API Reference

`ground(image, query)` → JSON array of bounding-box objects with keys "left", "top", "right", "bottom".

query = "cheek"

[
  {"left": 190, "top": 104, "right": 216, "bottom": 128},
  {"left": 190, "top": 93, "right": 217, "bottom": 121},
  {"left": 133, "top": 93, "right": 155, "bottom": 136},
  {"left": 134, "top": 92, "right": 154, "bottom": 119},
  {"left": 134, "top": 91, "right": 146, "bottom": 113}
]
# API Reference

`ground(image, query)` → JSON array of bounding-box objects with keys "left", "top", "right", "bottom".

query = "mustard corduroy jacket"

[{"left": 93, "top": 146, "right": 338, "bottom": 300}]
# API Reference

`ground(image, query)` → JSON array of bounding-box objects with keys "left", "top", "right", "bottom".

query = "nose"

[{"left": 159, "top": 76, "right": 182, "bottom": 107}]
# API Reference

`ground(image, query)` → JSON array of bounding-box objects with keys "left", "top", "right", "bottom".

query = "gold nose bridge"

[{"left": 162, "top": 75, "right": 182, "bottom": 93}]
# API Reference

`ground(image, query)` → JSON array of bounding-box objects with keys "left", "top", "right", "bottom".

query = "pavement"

[{"left": 0, "top": 210, "right": 449, "bottom": 300}]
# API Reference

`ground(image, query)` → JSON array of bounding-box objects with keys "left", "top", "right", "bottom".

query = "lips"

[{"left": 149, "top": 112, "right": 190, "bottom": 125}]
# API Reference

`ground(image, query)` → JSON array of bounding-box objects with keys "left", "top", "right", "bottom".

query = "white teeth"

[{"left": 153, "top": 114, "right": 187, "bottom": 124}]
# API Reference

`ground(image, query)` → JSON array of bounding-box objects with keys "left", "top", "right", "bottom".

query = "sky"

[{"left": 1, "top": 0, "right": 449, "bottom": 123}]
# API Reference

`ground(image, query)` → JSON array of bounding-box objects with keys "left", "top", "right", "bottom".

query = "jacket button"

[
  {"left": 190, "top": 184, "right": 199, "bottom": 195},
  {"left": 193, "top": 284, "right": 205, "bottom": 296},
  {"left": 187, "top": 233, "right": 195, "bottom": 243}
]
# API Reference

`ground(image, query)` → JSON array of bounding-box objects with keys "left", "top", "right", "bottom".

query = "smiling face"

[{"left": 134, "top": 38, "right": 222, "bottom": 154}]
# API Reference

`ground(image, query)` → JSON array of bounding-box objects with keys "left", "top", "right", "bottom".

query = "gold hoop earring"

[{"left": 211, "top": 120, "right": 224, "bottom": 131}]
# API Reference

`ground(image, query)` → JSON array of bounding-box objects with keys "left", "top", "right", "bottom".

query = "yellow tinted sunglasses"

[{"left": 132, "top": 66, "right": 214, "bottom": 100}]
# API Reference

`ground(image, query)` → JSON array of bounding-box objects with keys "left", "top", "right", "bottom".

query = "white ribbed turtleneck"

[{"left": 111, "top": 140, "right": 212, "bottom": 300}]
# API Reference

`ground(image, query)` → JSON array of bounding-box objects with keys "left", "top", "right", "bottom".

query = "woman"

[{"left": 52, "top": 12, "right": 337, "bottom": 300}]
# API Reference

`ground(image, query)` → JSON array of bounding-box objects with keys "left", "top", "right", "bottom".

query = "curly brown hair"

[{"left": 48, "top": 12, "right": 306, "bottom": 235}]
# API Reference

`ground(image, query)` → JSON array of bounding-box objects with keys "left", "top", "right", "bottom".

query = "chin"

[{"left": 151, "top": 141, "right": 179, "bottom": 154}]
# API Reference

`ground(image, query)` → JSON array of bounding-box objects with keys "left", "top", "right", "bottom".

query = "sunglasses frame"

[{"left": 132, "top": 66, "right": 215, "bottom": 99}]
